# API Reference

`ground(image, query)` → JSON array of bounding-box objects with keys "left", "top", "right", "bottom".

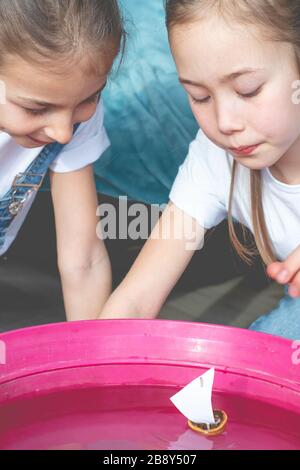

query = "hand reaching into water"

[{"left": 267, "top": 245, "right": 300, "bottom": 298}]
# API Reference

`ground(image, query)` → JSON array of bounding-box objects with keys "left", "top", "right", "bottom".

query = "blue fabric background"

[{"left": 93, "top": 0, "right": 198, "bottom": 204}]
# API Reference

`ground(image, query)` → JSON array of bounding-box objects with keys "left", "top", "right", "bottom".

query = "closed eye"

[
  {"left": 23, "top": 107, "right": 48, "bottom": 116},
  {"left": 22, "top": 92, "right": 101, "bottom": 117},
  {"left": 190, "top": 86, "right": 262, "bottom": 105},
  {"left": 238, "top": 86, "right": 263, "bottom": 98},
  {"left": 190, "top": 96, "right": 210, "bottom": 104},
  {"left": 84, "top": 92, "right": 101, "bottom": 104}
]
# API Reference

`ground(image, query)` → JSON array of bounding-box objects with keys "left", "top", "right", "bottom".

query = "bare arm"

[
  {"left": 50, "top": 165, "right": 112, "bottom": 321},
  {"left": 99, "top": 202, "right": 205, "bottom": 319}
]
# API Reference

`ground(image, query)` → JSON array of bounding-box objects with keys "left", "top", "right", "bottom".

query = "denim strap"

[{"left": 0, "top": 123, "right": 81, "bottom": 249}]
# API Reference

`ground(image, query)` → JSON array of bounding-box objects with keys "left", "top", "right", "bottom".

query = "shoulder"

[
  {"left": 169, "top": 129, "right": 231, "bottom": 229},
  {"left": 50, "top": 100, "right": 110, "bottom": 173},
  {"left": 63, "top": 100, "right": 106, "bottom": 150}
]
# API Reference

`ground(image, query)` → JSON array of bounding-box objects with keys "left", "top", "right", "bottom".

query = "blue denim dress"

[
  {"left": 249, "top": 286, "right": 300, "bottom": 340},
  {"left": 0, "top": 124, "right": 80, "bottom": 253}
]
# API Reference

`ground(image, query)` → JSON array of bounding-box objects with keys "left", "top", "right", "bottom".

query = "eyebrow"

[
  {"left": 16, "top": 81, "right": 107, "bottom": 107},
  {"left": 179, "top": 68, "right": 264, "bottom": 87}
]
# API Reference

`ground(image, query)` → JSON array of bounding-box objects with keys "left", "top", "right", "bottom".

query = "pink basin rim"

[{"left": 0, "top": 320, "right": 299, "bottom": 409}]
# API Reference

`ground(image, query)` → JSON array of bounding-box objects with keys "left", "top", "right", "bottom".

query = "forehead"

[
  {"left": 170, "top": 15, "right": 288, "bottom": 82},
  {"left": 1, "top": 54, "right": 109, "bottom": 100}
]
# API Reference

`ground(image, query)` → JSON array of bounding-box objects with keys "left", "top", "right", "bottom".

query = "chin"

[
  {"left": 13, "top": 137, "right": 37, "bottom": 148},
  {"left": 235, "top": 158, "right": 270, "bottom": 171}
]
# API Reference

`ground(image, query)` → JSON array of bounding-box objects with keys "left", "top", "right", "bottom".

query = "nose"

[
  {"left": 44, "top": 113, "right": 74, "bottom": 145},
  {"left": 216, "top": 98, "right": 244, "bottom": 135}
]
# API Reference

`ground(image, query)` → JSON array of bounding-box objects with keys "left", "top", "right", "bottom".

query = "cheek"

[
  {"left": 252, "top": 78, "right": 300, "bottom": 140},
  {"left": 189, "top": 101, "right": 215, "bottom": 135},
  {"left": 0, "top": 103, "right": 37, "bottom": 134},
  {"left": 256, "top": 92, "right": 300, "bottom": 144},
  {"left": 73, "top": 103, "right": 97, "bottom": 123}
]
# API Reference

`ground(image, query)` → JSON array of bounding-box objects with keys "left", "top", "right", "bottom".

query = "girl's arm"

[
  {"left": 99, "top": 202, "right": 205, "bottom": 319},
  {"left": 267, "top": 245, "right": 300, "bottom": 298},
  {"left": 50, "top": 165, "right": 112, "bottom": 321}
]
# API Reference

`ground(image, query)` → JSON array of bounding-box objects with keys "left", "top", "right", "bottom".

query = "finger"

[
  {"left": 267, "top": 262, "right": 284, "bottom": 280},
  {"left": 268, "top": 246, "right": 300, "bottom": 284},
  {"left": 267, "top": 262, "right": 291, "bottom": 283},
  {"left": 289, "top": 271, "right": 300, "bottom": 298}
]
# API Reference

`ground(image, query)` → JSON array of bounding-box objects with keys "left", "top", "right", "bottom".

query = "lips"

[
  {"left": 231, "top": 145, "right": 256, "bottom": 151},
  {"left": 229, "top": 144, "right": 261, "bottom": 156},
  {"left": 28, "top": 135, "right": 53, "bottom": 145}
]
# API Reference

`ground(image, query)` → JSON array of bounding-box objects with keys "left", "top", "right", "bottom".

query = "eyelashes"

[
  {"left": 23, "top": 107, "right": 48, "bottom": 116},
  {"left": 22, "top": 92, "right": 100, "bottom": 117},
  {"left": 239, "top": 87, "right": 263, "bottom": 98},
  {"left": 190, "top": 87, "right": 263, "bottom": 105},
  {"left": 191, "top": 96, "right": 210, "bottom": 104},
  {"left": 84, "top": 93, "right": 101, "bottom": 104}
]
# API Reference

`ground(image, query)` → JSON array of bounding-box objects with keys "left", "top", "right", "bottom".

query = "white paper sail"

[{"left": 170, "top": 368, "right": 216, "bottom": 425}]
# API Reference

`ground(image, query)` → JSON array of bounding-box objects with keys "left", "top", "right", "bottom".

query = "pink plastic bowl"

[{"left": 0, "top": 320, "right": 299, "bottom": 450}]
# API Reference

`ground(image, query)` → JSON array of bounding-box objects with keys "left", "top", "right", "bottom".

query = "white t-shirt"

[
  {"left": 169, "top": 129, "right": 300, "bottom": 261},
  {"left": 0, "top": 100, "right": 110, "bottom": 256}
]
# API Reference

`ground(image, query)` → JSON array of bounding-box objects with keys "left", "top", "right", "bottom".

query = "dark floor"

[{"left": 0, "top": 193, "right": 283, "bottom": 333}]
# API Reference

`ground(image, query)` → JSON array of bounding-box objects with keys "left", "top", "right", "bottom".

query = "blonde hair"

[
  {"left": 166, "top": 0, "right": 300, "bottom": 265},
  {"left": 0, "top": 0, "right": 126, "bottom": 75}
]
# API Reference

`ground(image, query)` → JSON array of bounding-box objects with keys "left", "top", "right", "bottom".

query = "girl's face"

[
  {"left": 170, "top": 15, "right": 300, "bottom": 173},
  {"left": 0, "top": 55, "right": 110, "bottom": 148}
]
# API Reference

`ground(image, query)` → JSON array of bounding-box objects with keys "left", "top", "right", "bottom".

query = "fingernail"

[
  {"left": 277, "top": 270, "right": 289, "bottom": 283},
  {"left": 289, "top": 286, "right": 299, "bottom": 298}
]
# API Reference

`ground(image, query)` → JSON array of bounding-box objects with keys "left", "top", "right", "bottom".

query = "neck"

[{"left": 270, "top": 138, "right": 300, "bottom": 185}]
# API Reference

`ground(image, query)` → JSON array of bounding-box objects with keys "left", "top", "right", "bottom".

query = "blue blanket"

[{"left": 94, "top": 0, "right": 198, "bottom": 204}]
